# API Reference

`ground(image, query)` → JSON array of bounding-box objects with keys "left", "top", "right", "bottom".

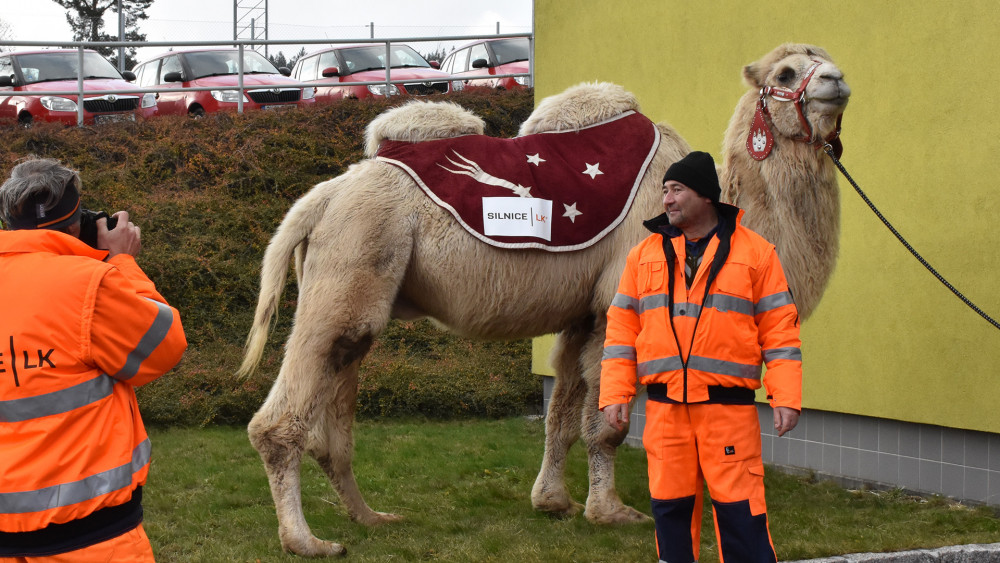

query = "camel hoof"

[
  {"left": 585, "top": 503, "right": 651, "bottom": 525},
  {"left": 281, "top": 535, "right": 347, "bottom": 558},
  {"left": 352, "top": 510, "right": 404, "bottom": 526},
  {"left": 533, "top": 497, "right": 585, "bottom": 519}
]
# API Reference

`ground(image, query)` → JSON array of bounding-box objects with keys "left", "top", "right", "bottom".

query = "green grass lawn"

[{"left": 144, "top": 418, "right": 1000, "bottom": 562}]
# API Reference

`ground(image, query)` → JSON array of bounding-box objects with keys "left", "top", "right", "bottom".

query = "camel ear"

[{"left": 743, "top": 63, "right": 764, "bottom": 88}]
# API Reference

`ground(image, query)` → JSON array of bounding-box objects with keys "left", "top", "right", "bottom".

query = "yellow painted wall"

[{"left": 532, "top": 0, "right": 1000, "bottom": 432}]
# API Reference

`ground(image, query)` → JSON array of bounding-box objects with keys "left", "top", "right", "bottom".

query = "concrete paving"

[{"left": 785, "top": 543, "right": 1000, "bottom": 563}]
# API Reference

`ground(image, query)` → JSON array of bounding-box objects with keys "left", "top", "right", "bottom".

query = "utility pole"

[
  {"left": 234, "top": 0, "right": 268, "bottom": 56},
  {"left": 117, "top": 0, "right": 124, "bottom": 71}
]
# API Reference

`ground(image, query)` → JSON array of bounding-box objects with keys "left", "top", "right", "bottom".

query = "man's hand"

[
  {"left": 603, "top": 402, "right": 630, "bottom": 431},
  {"left": 98, "top": 211, "right": 141, "bottom": 259},
  {"left": 774, "top": 406, "right": 800, "bottom": 437}
]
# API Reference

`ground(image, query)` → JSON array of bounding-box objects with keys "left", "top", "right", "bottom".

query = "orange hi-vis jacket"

[
  {"left": 0, "top": 229, "right": 186, "bottom": 536},
  {"left": 599, "top": 204, "right": 801, "bottom": 411}
]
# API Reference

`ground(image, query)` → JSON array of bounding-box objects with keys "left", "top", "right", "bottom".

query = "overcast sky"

[{"left": 2, "top": 0, "right": 533, "bottom": 60}]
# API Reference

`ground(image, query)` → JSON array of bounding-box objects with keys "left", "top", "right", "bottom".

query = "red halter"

[{"left": 746, "top": 60, "right": 843, "bottom": 160}]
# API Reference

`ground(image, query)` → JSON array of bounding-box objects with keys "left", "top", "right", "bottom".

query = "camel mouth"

[{"left": 809, "top": 95, "right": 850, "bottom": 112}]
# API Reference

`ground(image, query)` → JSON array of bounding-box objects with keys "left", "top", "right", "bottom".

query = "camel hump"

[
  {"left": 518, "top": 81, "right": 640, "bottom": 136},
  {"left": 364, "top": 100, "right": 486, "bottom": 157}
]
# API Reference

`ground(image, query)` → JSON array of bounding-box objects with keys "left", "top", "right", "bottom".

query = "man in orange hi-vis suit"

[
  {"left": 600, "top": 151, "right": 801, "bottom": 563},
  {"left": 0, "top": 158, "right": 187, "bottom": 562}
]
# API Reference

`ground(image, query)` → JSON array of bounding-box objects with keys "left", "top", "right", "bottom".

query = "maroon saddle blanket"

[{"left": 375, "top": 110, "right": 660, "bottom": 252}]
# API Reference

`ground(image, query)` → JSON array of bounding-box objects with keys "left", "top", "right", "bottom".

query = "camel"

[{"left": 239, "top": 42, "right": 850, "bottom": 557}]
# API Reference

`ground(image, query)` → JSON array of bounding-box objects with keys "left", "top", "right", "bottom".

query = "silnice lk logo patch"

[{"left": 482, "top": 197, "right": 553, "bottom": 241}]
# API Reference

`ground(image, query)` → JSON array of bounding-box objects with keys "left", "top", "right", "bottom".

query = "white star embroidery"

[
  {"left": 563, "top": 202, "right": 583, "bottom": 223},
  {"left": 526, "top": 153, "right": 546, "bottom": 166},
  {"left": 582, "top": 163, "right": 603, "bottom": 179}
]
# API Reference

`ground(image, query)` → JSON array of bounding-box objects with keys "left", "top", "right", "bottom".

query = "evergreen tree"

[
  {"left": 288, "top": 47, "right": 307, "bottom": 68},
  {"left": 268, "top": 51, "right": 289, "bottom": 71},
  {"left": 51, "top": 0, "right": 152, "bottom": 69},
  {"left": 422, "top": 47, "right": 449, "bottom": 64}
]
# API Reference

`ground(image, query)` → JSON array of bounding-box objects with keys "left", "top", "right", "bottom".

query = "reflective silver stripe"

[
  {"left": 705, "top": 293, "right": 754, "bottom": 315},
  {"left": 755, "top": 291, "right": 795, "bottom": 315},
  {"left": 763, "top": 346, "right": 802, "bottom": 363},
  {"left": 638, "top": 355, "right": 762, "bottom": 380},
  {"left": 0, "top": 438, "right": 150, "bottom": 515},
  {"left": 602, "top": 345, "right": 636, "bottom": 362},
  {"left": 611, "top": 293, "right": 639, "bottom": 312},
  {"left": 688, "top": 355, "right": 762, "bottom": 380},
  {"left": 638, "top": 293, "right": 668, "bottom": 314},
  {"left": 637, "top": 294, "right": 754, "bottom": 317},
  {"left": 114, "top": 299, "right": 174, "bottom": 381},
  {"left": 672, "top": 302, "right": 701, "bottom": 318},
  {"left": 0, "top": 375, "right": 115, "bottom": 423},
  {"left": 637, "top": 356, "right": 684, "bottom": 378}
]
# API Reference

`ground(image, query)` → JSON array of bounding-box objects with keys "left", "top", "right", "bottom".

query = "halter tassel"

[{"left": 746, "top": 98, "right": 774, "bottom": 161}]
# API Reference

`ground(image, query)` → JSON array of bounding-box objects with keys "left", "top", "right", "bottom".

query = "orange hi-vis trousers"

[
  {"left": 0, "top": 524, "right": 154, "bottom": 563},
  {"left": 644, "top": 401, "right": 777, "bottom": 563}
]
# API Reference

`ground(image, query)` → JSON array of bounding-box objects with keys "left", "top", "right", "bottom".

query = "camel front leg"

[
  {"left": 308, "top": 360, "right": 403, "bottom": 527},
  {"left": 531, "top": 324, "right": 589, "bottom": 517}
]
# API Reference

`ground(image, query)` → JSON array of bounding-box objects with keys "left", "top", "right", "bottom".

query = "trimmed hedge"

[{"left": 0, "top": 89, "right": 540, "bottom": 426}]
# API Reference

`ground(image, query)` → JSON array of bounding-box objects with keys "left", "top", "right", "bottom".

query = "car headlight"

[
  {"left": 141, "top": 93, "right": 157, "bottom": 109},
  {"left": 451, "top": 80, "right": 464, "bottom": 92},
  {"left": 302, "top": 87, "right": 315, "bottom": 100},
  {"left": 367, "top": 83, "right": 400, "bottom": 96},
  {"left": 210, "top": 89, "right": 247, "bottom": 103},
  {"left": 515, "top": 76, "right": 531, "bottom": 86},
  {"left": 40, "top": 96, "right": 78, "bottom": 112}
]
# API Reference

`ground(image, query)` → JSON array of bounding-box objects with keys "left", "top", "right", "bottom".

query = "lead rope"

[{"left": 822, "top": 143, "right": 1000, "bottom": 331}]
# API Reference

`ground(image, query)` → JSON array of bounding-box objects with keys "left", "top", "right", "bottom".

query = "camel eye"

[{"left": 776, "top": 68, "right": 795, "bottom": 84}]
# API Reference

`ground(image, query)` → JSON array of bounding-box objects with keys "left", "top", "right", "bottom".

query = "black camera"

[{"left": 79, "top": 209, "right": 119, "bottom": 249}]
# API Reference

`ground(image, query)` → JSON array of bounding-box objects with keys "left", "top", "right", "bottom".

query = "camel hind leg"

[
  {"left": 249, "top": 217, "right": 413, "bottom": 557},
  {"left": 306, "top": 359, "right": 403, "bottom": 526}
]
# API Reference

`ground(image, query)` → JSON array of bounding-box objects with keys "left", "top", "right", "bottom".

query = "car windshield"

[
  {"left": 339, "top": 45, "right": 432, "bottom": 73},
  {"left": 490, "top": 38, "right": 530, "bottom": 65},
  {"left": 15, "top": 51, "right": 122, "bottom": 84},
  {"left": 185, "top": 50, "right": 281, "bottom": 79}
]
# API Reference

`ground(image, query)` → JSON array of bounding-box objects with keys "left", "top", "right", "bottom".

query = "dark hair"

[{"left": 0, "top": 158, "right": 81, "bottom": 231}]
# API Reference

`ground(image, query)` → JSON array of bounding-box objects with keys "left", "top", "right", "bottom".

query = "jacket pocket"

[
  {"left": 638, "top": 260, "right": 665, "bottom": 295},
  {"left": 714, "top": 263, "right": 752, "bottom": 300}
]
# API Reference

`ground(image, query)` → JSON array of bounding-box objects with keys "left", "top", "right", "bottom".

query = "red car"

[
  {"left": 0, "top": 49, "right": 157, "bottom": 126},
  {"left": 290, "top": 44, "right": 452, "bottom": 102},
  {"left": 440, "top": 37, "right": 531, "bottom": 91},
  {"left": 131, "top": 49, "right": 315, "bottom": 116}
]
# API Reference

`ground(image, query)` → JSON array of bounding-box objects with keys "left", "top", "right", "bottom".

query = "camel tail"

[{"left": 237, "top": 184, "right": 332, "bottom": 378}]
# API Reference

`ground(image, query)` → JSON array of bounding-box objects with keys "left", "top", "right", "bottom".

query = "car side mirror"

[
  {"left": 321, "top": 66, "right": 340, "bottom": 78},
  {"left": 122, "top": 70, "right": 136, "bottom": 81},
  {"left": 429, "top": 60, "right": 440, "bottom": 69},
  {"left": 278, "top": 67, "right": 291, "bottom": 76},
  {"left": 163, "top": 71, "right": 183, "bottom": 83},
  {"left": 471, "top": 58, "right": 489, "bottom": 69},
  {"left": 0, "top": 75, "right": 12, "bottom": 87}
]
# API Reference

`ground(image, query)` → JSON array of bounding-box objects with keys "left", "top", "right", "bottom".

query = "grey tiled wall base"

[
  {"left": 756, "top": 405, "right": 1000, "bottom": 507},
  {"left": 783, "top": 542, "right": 1000, "bottom": 562},
  {"left": 539, "top": 381, "right": 1000, "bottom": 507}
]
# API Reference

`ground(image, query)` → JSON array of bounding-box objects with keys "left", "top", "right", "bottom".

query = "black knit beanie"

[{"left": 662, "top": 151, "right": 721, "bottom": 203}]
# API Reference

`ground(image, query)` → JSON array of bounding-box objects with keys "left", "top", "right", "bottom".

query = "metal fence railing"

[{"left": 0, "top": 34, "right": 533, "bottom": 126}]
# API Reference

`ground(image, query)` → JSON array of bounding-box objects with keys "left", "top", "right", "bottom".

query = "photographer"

[{"left": 0, "top": 158, "right": 186, "bottom": 562}]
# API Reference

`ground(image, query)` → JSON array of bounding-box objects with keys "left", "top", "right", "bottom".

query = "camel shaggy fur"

[{"left": 239, "top": 43, "right": 849, "bottom": 557}]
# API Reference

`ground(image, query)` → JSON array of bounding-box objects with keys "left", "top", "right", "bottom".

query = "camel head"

[{"left": 740, "top": 43, "right": 850, "bottom": 156}]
